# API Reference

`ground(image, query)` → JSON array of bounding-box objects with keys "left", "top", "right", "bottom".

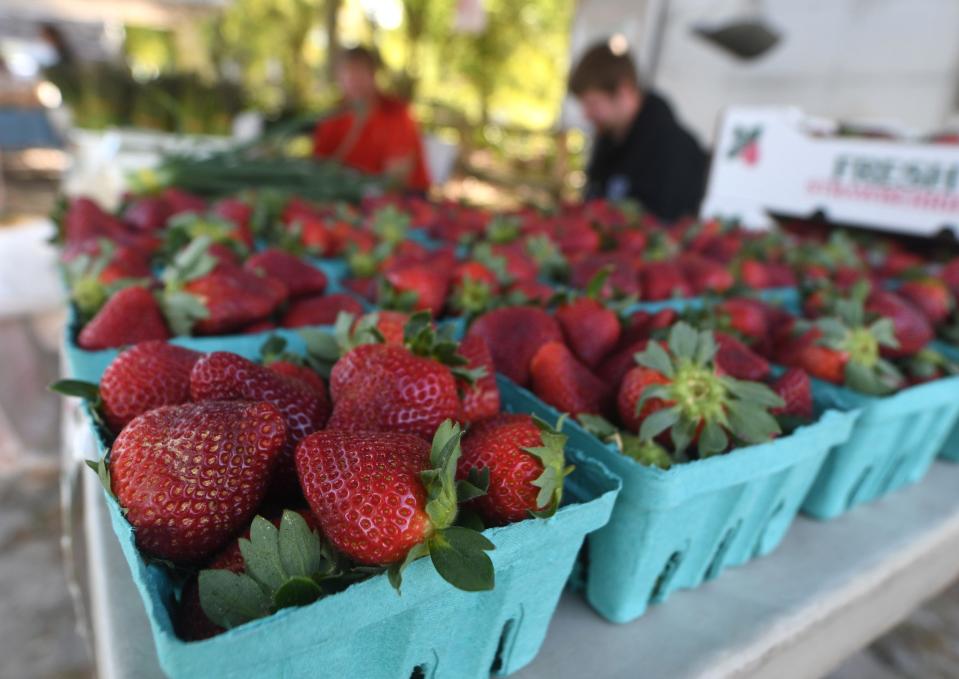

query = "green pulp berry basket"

[
  {"left": 933, "top": 342, "right": 959, "bottom": 462},
  {"left": 77, "top": 332, "right": 619, "bottom": 679},
  {"left": 497, "top": 377, "right": 857, "bottom": 623},
  {"left": 801, "top": 374, "right": 959, "bottom": 519}
]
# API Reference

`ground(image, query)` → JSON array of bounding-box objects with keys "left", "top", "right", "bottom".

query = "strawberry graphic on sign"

[{"left": 728, "top": 126, "right": 762, "bottom": 166}]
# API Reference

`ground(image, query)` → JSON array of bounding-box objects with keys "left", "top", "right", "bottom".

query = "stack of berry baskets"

[
  {"left": 54, "top": 311, "right": 619, "bottom": 679},
  {"left": 461, "top": 301, "right": 857, "bottom": 623}
]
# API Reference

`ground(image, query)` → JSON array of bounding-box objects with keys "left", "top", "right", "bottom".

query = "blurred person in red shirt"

[{"left": 313, "top": 46, "right": 430, "bottom": 192}]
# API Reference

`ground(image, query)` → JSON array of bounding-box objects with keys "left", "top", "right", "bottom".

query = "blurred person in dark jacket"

[{"left": 568, "top": 40, "right": 708, "bottom": 221}]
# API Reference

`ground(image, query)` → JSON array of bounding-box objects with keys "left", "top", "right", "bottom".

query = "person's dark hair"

[
  {"left": 568, "top": 41, "right": 639, "bottom": 96},
  {"left": 337, "top": 45, "right": 380, "bottom": 71}
]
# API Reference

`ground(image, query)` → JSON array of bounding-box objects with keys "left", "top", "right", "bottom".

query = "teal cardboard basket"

[
  {"left": 625, "top": 286, "right": 799, "bottom": 316},
  {"left": 497, "top": 377, "right": 856, "bottom": 623},
  {"left": 83, "top": 348, "right": 620, "bottom": 678},
  {"left": 934, "top": 342, "right": 959, "bottom": 462},
  {"left": 801, "top": 374, "right": 959, "bottom": 519}
]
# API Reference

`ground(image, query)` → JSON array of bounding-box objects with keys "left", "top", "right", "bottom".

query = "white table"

[{"left": 78, "top": 459, "right": 959, "bottom": 679}]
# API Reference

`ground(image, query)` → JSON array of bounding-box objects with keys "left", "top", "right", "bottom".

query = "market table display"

[{"left": 53, "top": 185, "right": 959, "bottom": 678}]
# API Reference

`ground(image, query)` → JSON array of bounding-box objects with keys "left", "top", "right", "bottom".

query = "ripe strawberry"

[
  {"left": 506, "top": 279, "right": 555, "bottom": 304},
  {"left": 793, "top": 342, "right": 848, "bottom": 384},
  {"left": 640, "top": 260, "right": 691, "bottom": 301},
  {"left": 770, "top": 368, "right": 813, "bottom": 420},
  {"left": 866, "top": 290, "right": 933, "bottom": 357},
  {"left": 738, "top": 259, "right": 771, "bottom": 289},
  {"left": 382, "top": 265, "right": 449, "bottom": 316},
  {"left": 456, "top": 334, "right": 500, "bottom": 423},
  {"left": 457, "top": 414, "right": 569, "bottom": 525},
  {"left": 267, "top": 360, "right": 328, "bottom": 395},
  {"left": 239, "top": 319, "right": 277, "bottom": 334},
  {"left": 614, "top": 324, "right": 783, "bottom": 456},
  {"left": 556, "top": 297, "right": 621, "bottom": 368},
  {"left": 123, "top": 195, "right": 172, "bottom": 232},
  {"left": 190, "top": 352, "right": 331, "bottom": 498},
  {"left": 211, "top": 198, "right": 254, "bottom": 248},
  {"left": 898, "top": 279, "right": 954, "bottom": 326},
  {"left": 296, "top": 423, "right": 494, "bottom": 589},
  {"left": 715, "top": 332, "right": 771, "bottom": 381},
  {"left": 99, "top": 341, "right": 201, "bottom": 432},
  {"left": 716, "top": 298, "right": 769, "bottom": 344},
  {"left": 570, "top": 253, "right": 640, "bottom": 297},
  {"left": 617, "top": 364, "right": 671, "bottom": 433},
  {"left": 109, "top": 401, "right": 286, "bottom": 562},
  {"left": 78, "top": 286, "right": 171, "bottom": 350},
  {"left": 183, "top": 269, "right": 284, "bottom": 335},
  {"left": 61, "top": 197, "right": 131, "bottom": 246},
  {"left": 161, "top": 187, "right": 206, "bottom": 216},
  {"left": 244, "top": 249, "right": 328, "bottom": 299},
  {"left": 281, "top": 293, "right": 365, "bottom": 328},
  {"left": 679, "top": 254, "right": 734, "bottom": 295},
  {"left": 328, "top": 343, "right": 460, "bottom": 440},
  {"left": 466, "top": 306, "right": 562, "bottom": 386},
  {"left": 451, "top": 260, "right": 499, "bottom": 290},
  {"left": 943, "top": 258, "right": 959, "bottom": 297},
  {"left": 597, "top": 339, "right": 651, "bottom": 389},
  {"left": 178, "top": 510, "right": 333, "bottom": 640},
  {"left": 529, "top": 341, "right": 605, "bottom": 416},
  {"left": 358, "top": 310, "right": 409, "bottom": 344}
]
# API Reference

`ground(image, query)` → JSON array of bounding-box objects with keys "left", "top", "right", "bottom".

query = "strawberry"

[
  {"left": 296, "top": 422, "right": 494, "bottom": 590},
  {"left": 62, "top": 240, "right": 152, "bottom": 320},
  {"left": 99, "top": 341, "right": 201, "bottom": 432},
  {"left": 679, "top": 254, "right": 734, "bottom": 295},
  {"left": 190, "top": 352, "right": 331, "bottom": 499},
  {"left": 714, "top": 332, "right": 770, "bottom": 381},
  {"left": 267, "top": 361, "right": 328, "bottom": 395},
  {"left": 123, "top": 196, "right": 172, "bottom": 232},
  {"left": 182, "top": 509, "right": 345, "bottom": 639},
  {"left": 359, "top": 310, "right": 409, "bottom": 344},
  {"left": 211, "top": 198, "right": 255, "bottom": 248},
  {"left": 239, "top": 319, "right": 277, "bottom": 334},
  {"left": 183, "top": 269, "right": 284, "bottom": 335},
  {"left": 640, "top": 260, "right": 691, "bottom": 301},
  {"left": 617, "top": 364, "right": 671, "bottom": 433},
  {"left": 529, "top": 341, "right": 606, "bottom": 416},
  {"left": 77, "top": 286, "right": 171, "bottom": 350},
  {"left": 793, "top": 342, "right": 848, "bottom": 384},
  {"left": 866, "top": 290, "right": 934, "bottom": 357},
  {"left": 244, "top": 249, "right": 328, "bottom": 298},
  {"left": 506, "top": 279, "right": 554, "bottom": 304},
  {"left": 381, "top": 265, "right": 449, "bottom": 316},
  {"left": 555, "top": 297, "right": 621, "bottom": 368},
  {"left": 466, "top": 306, "right": 562, "bottom": 386},
  {"left": 161, "top": 187, "right": 206, "bottom": 216},
  {"left": 456, "top": 334, "right": 501, "bottom": 423},
  {"left": 281, "top": 293, "right": 365, "bottom": 328},
  {"left": 451, "top": 260, "right": 499, "bottom": 290},
  {"left": 597, "top": 339, "right": 651, "bottom": 389},
  {"left": 61, "top": 197, "right": 131, "bottom": 246},
  {"left": 109, "top": 400, "right": 286, "bottom": 562},
  {"left": 715, "top": 298, "right": 769, "bottom": 344},
  {"left": 570, "top": 253, "right": 640, "bottom": 297},
  {"left": 898, "top": 278, "right": 954, "bottom": 326},
  {"left": 614, "top": 323, "right": 784, "bottom": 457},
  {"left": 327, "top": 342, "right": 461, "bottom": 441},
  {"left": 943, "top": 257, "right": 959, "bottom": 297},
  {"left": 770, "top": 368, "right": 813, "bottom": 420},
  {"left": 457, "top": 414, "right": 570, "bottom": 525}
]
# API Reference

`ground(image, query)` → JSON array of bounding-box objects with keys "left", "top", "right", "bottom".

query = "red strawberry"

[
  {"left": 556, "top": 298, "right": 621, "bottom": 368},
  {"left": 296, "top": 423, "right": 494, "bottom": 590},
  {"left": 239, "top": 319, "right": 277, "bottom": 334},
  {"left": 617, "top": 365, "right": 671, "bottom": 433},
  {"left": 739, "top": 259, "right": 771, "bottom": 289},
  {"left": 383, "top": 265, "right": 449, "bottom": 316},
  {"left": 529, "top": 341, "right": 605, "bottom": 416},
  {"left": 794, "top": 343, "right": 847, "bottom": 384},
  {"left": 596, "top": 339, "right": 650, "bottom": 389},
  {"left": 451, "top": 260, "right": 499, "bottom": 290},
  {"left": 457, "top": 414, "right": 568, "bottom": 525},
  {"left": 716, "top": 298, "right": 769, "bottom": 344},
  {"left": 771, "top": 368, "right": 813, "bottom": 420},
  {"left": 570, "top": 253, "right": 640, "bottom": 297},
  {"left": 456, "top": 334, "right": 500, "bottom": 423},
  {"left": 898, "top": 279, "right": 954, "bottom": 326},
  {"left": 61, "top": 197, "right": 130, "bottom": 246},
  {"left": 190, "top": 352, "right": 331, "bottom": 498},
  {"left": 360, "top": 310, "right": 409, "bottom": 344},
  {"left": 123, "top": 196, "right": 172, "bottom": 232},
  {"left": 211, "top": 198, "right": 254, "bottom": 248},
  {"left": 244, "top": 249, "right": 328, "bottom": 299},
  {"left": 342, "top": 276, "right": 378, "bottom": 302},
  {"left": 679, "top": 254, "right": 734, "bottom": 295},
  {"left": 943, "top": 258, "right": 959, "bottom": 297},
  {"left": 281, "top": 293, "right": 364, "bottom": 328},
  {"left": 161, "top": 187, "right": 206, "bottom": 216},
  {"left": 267, "top": 360, "right": 328, "bottom": 395},
  {"left": 507, "top": 279, "right": 554, "bottom": 304},
  {"left": 866, "top": 290, "right": 934, "bottom": 357},
  {"left": 109, "top": 401, "right": 286, "bottom": 562},
  {"left": 99, "top": 341, "right": 201, "bottom": 432},
  {"left": 715, "top": 332, "right": 771, "bottom": 381},
  {"left": 182, "top": 269, "right": 284, "bottom": 336},
  {"left": 466, "top": 306, "right": 562, "bottom": 386},
  {"left": 328, "top": 344, "right": 460, "bottom": 440},
  {"left": 78, "top": 286, "right": 171, "bottom": 350},
  {"left": 640, "top": 261, "right": 691, "bottom": 301},
  {"left": 296, "top": 429, "right": 430, "bottom": 564}
]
